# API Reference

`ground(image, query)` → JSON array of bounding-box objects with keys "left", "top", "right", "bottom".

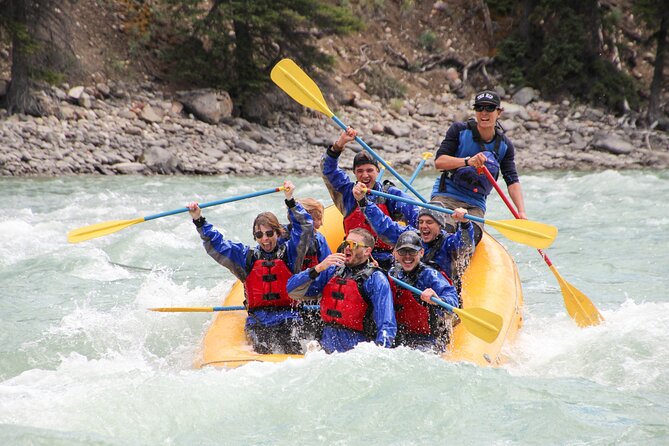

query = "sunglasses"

[
  {"left": 337, "top": 240, "right": 369, "bottom": 252},
  {"left": 473, "top": 104, "right": 498, "bottom": 113},
  {"left": 397, "top": 248, "right": 420, "bottom": 257},
  {"left": 254, "top": 230, "right": 276, "bottom": 239}
]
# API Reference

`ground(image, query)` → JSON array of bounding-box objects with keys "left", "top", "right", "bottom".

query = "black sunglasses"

[
  {"left": 254, "top": 230, "right": 275, "bottom": 239},
  {"left": 473, "top": 104, "right": 498, "bottom": 113},
  {"left": 396, "top": 248, "right": 420, "bottom": 257}
]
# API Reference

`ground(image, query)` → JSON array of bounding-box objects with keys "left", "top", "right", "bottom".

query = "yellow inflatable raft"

[{"left": 194, "top": 205, "right": 523, "bottom": 368}]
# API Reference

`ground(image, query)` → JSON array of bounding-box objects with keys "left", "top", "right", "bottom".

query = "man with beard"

[{"left": 287, "top": 228, "right": 396, "bottom": 353}]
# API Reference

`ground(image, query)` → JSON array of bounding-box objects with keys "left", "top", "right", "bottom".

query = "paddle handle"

[
  {"left": 480, "top": 167, "right": 554, "bottom": 265},
  {"left": 404, "top": 152, "right": 433, "bottom": 191},
  {"left": 389, "top": 276, "right": 454, "bottom": 313},
  {"left": 143, "top": 187, "right": 284, "bottom": 221},
  {"left": 366, "top": 188, "right": 486, "bottom": 225},
  {"left": 330, "top": 115, "right": 428, "bottom": 203}
]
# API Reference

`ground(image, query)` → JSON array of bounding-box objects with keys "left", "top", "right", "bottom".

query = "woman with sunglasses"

[
  {"left": 388, "top": 231, "right": 459, "bottom": 352},
  {"left": 286, "top": 228, "right": 396, "bottom": 353},
  {"left": 186, "top": 180, "right": 313, "bottom": 355},
  {"left": 431, "top": 90, "right": 527, "bottom": 245}
]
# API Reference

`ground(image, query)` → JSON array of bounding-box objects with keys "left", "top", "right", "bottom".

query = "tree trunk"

[
  {"left": 648, "top": 11, "right": 668, "bottom": 124},
  {"left": 4, "top": 0, "right": 77, "bottom": 115},
  {"left": 233, "top": 18, "right": 256, "bottom": 94},
  {"left": 5, "top": 0, "right": 43, "bottom": 115}
]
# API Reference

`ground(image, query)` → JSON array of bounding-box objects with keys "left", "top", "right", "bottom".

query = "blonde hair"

[{"left": 297, "top": 198, "right": 324, "bottom": 221}]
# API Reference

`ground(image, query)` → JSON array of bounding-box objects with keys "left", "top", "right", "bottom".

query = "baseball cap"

[
  {"left": 395, "top": 231, "right": 422, "bottom": 252},
  {"left": 417, "top": 201, "right": 446, "bottom": 227},
  {"left": 473, "top": 90, "right": 501, "bottom": 108},
  {"left": 353, "top": 151, "right": 379, "bottom": 169}
]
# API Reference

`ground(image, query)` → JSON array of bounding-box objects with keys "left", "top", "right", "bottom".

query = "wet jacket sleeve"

[
  {"left": 362, "top": 201, "right": 412, "bottom": 246},
  {"left": 385, "top": 184, "right": 418, "bottom": 222},
  {"left": 321, "top": 151, "right": 356, "bottom": 216},
  {"left": 196, "top": 222, "right": 250, "bottom": 281},
  {"left": 286, "top": 200, "right": 314, "bottom": 274},
  {"left": 287, "top": 265, "right": 336, "bottom": 300},
  {"left": 363, "top": 271, "right": 397, "bottom": 347},
  {"left": 440, "top": 222, "right": 476, "bottom": 257},
  {"left": 419, "top": 268, "right": 459, "bottom": 309}
]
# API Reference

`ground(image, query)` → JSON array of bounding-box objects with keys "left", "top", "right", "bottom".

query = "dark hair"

[
  {"left": 252, "top": 212, "right": 285, "bottom": 238},
  {"left": 353, "top": 152, "right": 379, "bottom": 170}
]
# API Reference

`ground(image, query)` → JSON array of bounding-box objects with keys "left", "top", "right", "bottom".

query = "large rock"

[
  {"left": 177, "top": 89, "right": 233, "bottom": 124},
  {"left": 590, "top": 132, "right": 634, "bottom": 155},
  {"left": 139, "top": 146, "right": 180, "bottom": 173}
]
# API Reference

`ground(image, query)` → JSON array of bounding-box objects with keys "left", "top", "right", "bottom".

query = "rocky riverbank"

[{"left": 1, "top": 81, "right": 668, "bottom": 178}]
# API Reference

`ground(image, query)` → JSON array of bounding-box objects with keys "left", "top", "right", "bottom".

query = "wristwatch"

[{"left": 464, "top": 156, "right": 471, "bottom": 167}]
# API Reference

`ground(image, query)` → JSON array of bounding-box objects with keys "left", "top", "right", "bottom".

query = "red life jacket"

[
  {"left": 320, "top": 265, "right": 376, "bottom": 332},
  {"left": 244, "top": 245, "right": 294, "bottom": 309},
  {"left": 344, "top": 202, "right": 394, "bottom": 251},
  {"left": 389, "top": 265, "right": 438, "bottom": 335},
  {"left": 300, "top": 236, "right": 320, "bottom": 271}
]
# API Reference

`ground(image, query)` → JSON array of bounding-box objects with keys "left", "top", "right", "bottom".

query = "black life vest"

[{"left": 244, "top": 245, "right": 294, "bottom": 309}]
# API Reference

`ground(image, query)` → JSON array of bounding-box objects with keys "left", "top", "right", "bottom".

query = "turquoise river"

[{"left": 1, "top": 171, "right": 668, "bottom": 445}]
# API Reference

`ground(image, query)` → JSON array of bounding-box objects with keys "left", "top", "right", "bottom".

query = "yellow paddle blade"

[
  {"left": 67, "top": 218, "right": 145, "bottom": 243},
  {"left": 549, "top": 265, "right": 604, "bottom": 327},
  {"left": 453, "top": 306, "right": 504, "bottom": 343},
  {"left": 270, "top": 59, "right": 334, "bottom": 118},
  {"left": 486, "top": 218, "right": 558, "bottom": 249},
  {"left": 149, "top": 307, "right": 215, "bottom": 313}
]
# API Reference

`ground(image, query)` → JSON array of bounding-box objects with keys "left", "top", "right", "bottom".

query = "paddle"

[
  {"left": 150, "top": 304, "right": 319, "bottom": 313},
  {"left": 390, "top": 277, "right": 503, "bottom": 343},
  {"left": 404, "top": 152, "right": 433, "bottom": 191},
  {"left": 377, "top": 163, "right": 387, "bottom": 182},
  {"left": 363, "top": 187, "right": 557, "bottom": 249},
  {"left": 67, "top": 186, "right": 285, "bottom": 243},
  {"left": 480, "top": 166, "right": 603, "bottom": 327},
  {"left": 270, "top": 58, "right": 427, "bottom": 203}
]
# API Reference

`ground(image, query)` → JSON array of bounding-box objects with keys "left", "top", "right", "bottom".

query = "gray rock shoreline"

[{"left": 1, "top": 82, "right": 668, "bottom": 177}]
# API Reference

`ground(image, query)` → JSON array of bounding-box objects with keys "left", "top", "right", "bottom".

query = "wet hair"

[
  {"left": 297, "top": 198, "right": 324, "bottom": 221},
  {"left": 348, "top": 227, "right": 375, "bottom": 249},
  {"left": 252, "top": 212, "right": 285, "bottom": 238}
]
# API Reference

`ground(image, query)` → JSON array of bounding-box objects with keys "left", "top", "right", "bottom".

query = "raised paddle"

[
  {"left": 270, "top": 58, "right": 427, "bottom": 203},
  {"left": 67, "top": 186, "right": 285, "bottom": 243},
  {"left": 363, "top": 187, "right": 558, "bottom": 249},
  {"left": 404, "top": 152, "right": 433, "bottom": 191},
  {"left": 377, "top": 163, "right": 388, "bottom": 182},
  {"left": 390, "top": 277, "right": 503, "bottom": 343},
  {"left": 150, "top": 304, "right": 320, "bottom": 312},
  {"left": 480, "top": 165, "right": 604, "bottom": 327}
]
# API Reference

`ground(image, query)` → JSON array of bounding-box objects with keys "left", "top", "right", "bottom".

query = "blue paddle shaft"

[
  {"left": 390, "top": 276, "right": 454, "bottom": 313},
  {"left": 212, "top": 304, "right": 319, "bottom": 312},
  {"left": 404, "top": 159, "right": 427, "bottom": 191},
  {"left": 366, "top": 188, "right": 485, "bottom": 225},
  {"left": 143, "top": 187, "right": 282, "bottom": 221},
  {"left": 331, "top": 115, "right": 427, "bottom": 203}
]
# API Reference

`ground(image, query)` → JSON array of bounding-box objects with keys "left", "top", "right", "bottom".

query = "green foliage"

[
  {"left": 36, "top": 68, "right": 65, "bottom": 85},
  {"left": 418, "top": 31, "right": 438, "bottom": 52},
  {"left": 487, "top": 0, "right": 518, "bottom": 16},
  {"left": 360, "top": 67, "right": 406, "bottom": 100},
  {"left": 494, "top": 0, "right": 640, "bottom": 114},
  {"left": 390, "top": 98, "right": 404, "bottom": 112},
  {"left": 160, "top": 0, "right": 361, "bottom": 101}
]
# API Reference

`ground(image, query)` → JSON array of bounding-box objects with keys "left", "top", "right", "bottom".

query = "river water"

[{"left": 1, "top": 171, "right": 668, "bottom": 445}]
